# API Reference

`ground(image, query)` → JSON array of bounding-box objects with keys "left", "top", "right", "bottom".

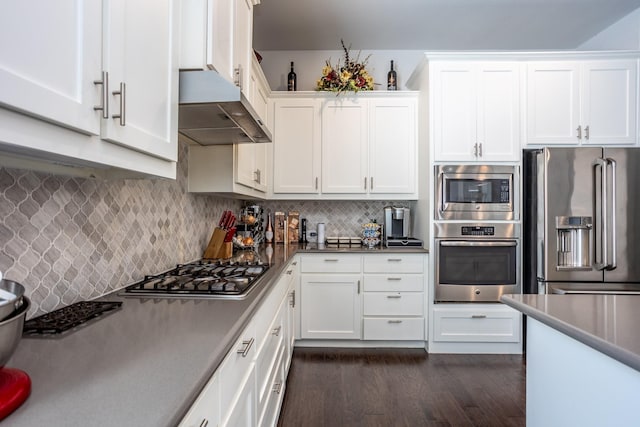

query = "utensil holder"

[{"left": 216, "top": 242, "right": 233, "bottom": 259}]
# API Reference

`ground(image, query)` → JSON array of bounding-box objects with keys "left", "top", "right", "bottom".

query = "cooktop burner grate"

[
  {"left": 23, "top": 301, "right": 122, "bottom": 336},
  {"left": 122, "top": 259, "right": 268, "bottom": 299}
]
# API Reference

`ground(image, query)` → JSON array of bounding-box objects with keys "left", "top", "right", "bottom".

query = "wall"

[
  {"left": 258, "top": 50, "right": 425, "bottom": 91},
  {"left": 579, "top": 7, "right": 640, "bottom": 50},
  {"left": 0, "top": 142, "right": 241, "bottom": 317}
]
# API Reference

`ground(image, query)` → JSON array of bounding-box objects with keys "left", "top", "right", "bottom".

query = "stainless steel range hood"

[{"left": 178, "top": 70, "right": 272, "bottom": 145}]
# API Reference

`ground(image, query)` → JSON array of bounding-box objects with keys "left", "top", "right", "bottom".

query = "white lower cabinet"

[
  {"left": 298, "top": 253, "right": 427, "bottom": 343},
  {"left": 362, "top": 254, "right": 426, "bottom": 341},
  {"left": 180, "top": 257, "right": 299, "bottom": 427},
  {"left": 432, "top": 305, "right": 521, "bottom": 343},
  {"left": 179, "top": 371, "right": 220, "bottom": 427}
]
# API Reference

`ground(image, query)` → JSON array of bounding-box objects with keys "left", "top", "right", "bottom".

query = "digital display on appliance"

[{"left": 461, "top": 226, "right": 495, "bottom": 236}]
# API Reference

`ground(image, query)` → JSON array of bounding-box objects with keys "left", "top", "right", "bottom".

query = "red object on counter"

[
  {"left": 0, "top": 368, "right": 31, "bottom": 420},
  {"left": 224, "top": 226, "right": 236, "bottom": 243}
]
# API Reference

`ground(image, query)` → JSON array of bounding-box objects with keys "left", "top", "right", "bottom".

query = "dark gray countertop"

[
  {"left": 4, "top": 243, "right": 426, "bottom": 426},
  {"left": 501, "top": 294, "right": 640, "bottom": 372}
]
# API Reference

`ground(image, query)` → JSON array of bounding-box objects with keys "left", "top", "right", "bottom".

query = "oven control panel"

[{"left": 461, "top": 226, "right": 495, "bottom": 236}]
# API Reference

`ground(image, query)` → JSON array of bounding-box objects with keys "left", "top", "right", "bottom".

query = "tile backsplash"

[
  {"left": 1, "top": 140, "right": 410, "bottom": 317},
  {"left": 0, "top": 143, "right": 240, "bottom": 317}
]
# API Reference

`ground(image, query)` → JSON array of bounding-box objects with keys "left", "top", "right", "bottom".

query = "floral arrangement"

[{"left": 316, "top": 39, "right": 374, "bottom": 94}]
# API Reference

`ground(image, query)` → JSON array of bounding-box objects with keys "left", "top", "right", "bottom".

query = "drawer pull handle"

[
  {"left": 286, "top": 270, "right": 293, "bottom": 275},
  {"left": 289, "top": 290, "right": 295, "bottom": 308},
  {"left": 292, "top": 261, "right": 298, "bottom": 266},
  {"left": 388, "top": 320, "right": 403, "bottom": 324},
  {"left": 387, "top": 295, "right": 402, "bottom": 299},
  {"left": 387, "top": 258, "right": 402, "bottom": 262},
  {"left": 237, "top": 337, "right": 255, "bottom": 357},
  {"left": 273, "top": 382, "right": 283, "bottom": 394},
  {"left": 387, "top": 277, "right": 402, "bottom": 281},
  {"left": 471, "top": 314, "right": 487, "bottom": 319},
  {"left": 324, "top": 259, "right": 339, "bottom": 262},
  {"left": 272, "top": 326, "right": 282, "bottom": 336},
  {"left": 199, "top": 419, "right": 209, "bottom": 427}
]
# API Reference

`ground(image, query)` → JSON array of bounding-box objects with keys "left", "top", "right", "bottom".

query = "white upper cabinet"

[
  {"left": 431, "top": 61, "right": 521, "bottom": 162},
  {"left": 368, "top": 98, "right": 417, "bottom": 194},
  {"left": 0, "top": 1, "right": 102, "bottom": 135},
  {"left": 526, "top": 59, "right": 637, "bottom": 146},
  {"left": 102, "top": 0, "right": 178, "bottom": 161},
  {"left": 321, "top": 97, "right": 369, "bottom": 194},
  {"left": 0, "top": 0, "right": 179, "bottom": 178},
  {"left": 271, "top": 93, "right": 418, "bottom": 199},
  {"left": 272, "top": 97, "right": 321, "bottom": 194}
]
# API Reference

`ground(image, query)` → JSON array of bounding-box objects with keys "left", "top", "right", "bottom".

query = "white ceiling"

[{"left": 253, "top": 0, "right": 640, "bottom": 51}]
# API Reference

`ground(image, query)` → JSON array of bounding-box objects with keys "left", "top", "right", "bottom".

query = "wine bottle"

[
  {"left": 287, "top": 61, "right": 297, "bottom": 91},
  {"left": 387, "top": 60, "right": 397, "bottom": 91},
  {"left": 265, "top": 213, "right": 274, "bottom": 243}
]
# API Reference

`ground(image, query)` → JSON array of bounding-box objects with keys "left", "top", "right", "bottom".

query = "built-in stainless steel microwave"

[{"left": 435, "top": 165, "right": 519, "bottom": 221}]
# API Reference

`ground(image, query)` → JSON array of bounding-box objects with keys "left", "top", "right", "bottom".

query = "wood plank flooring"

[{"left": 277, "top": 348, "right": 526, "bottom": 427}]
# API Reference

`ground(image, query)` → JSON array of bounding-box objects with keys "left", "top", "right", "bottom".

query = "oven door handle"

[{"left": 439, "top": 241, "right": 517, "bottom": 247}]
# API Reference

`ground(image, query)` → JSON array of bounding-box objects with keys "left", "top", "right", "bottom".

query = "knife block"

[{"left": 203, "top": 228, "right": 227, "bottom": 259}]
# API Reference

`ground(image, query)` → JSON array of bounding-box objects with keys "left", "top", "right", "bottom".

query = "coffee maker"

[{"left": 383, "top": 206, "right": 422, "bottom": 247}]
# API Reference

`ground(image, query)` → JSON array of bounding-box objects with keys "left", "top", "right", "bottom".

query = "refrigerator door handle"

[
  {"left": 606, "top": 158, "right": 617, "bottom": 270},
  {"left": 594, "top": 158, "right": 608, "bottom": 271}
]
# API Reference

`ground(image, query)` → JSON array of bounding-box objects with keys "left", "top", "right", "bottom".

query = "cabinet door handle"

[
  {"left": 585, "top": 125, "right": 590, "bottom": 140},
  {"left": 473, "top": 143, "right": 478, "bottom": 157},
  {"left": 112, "top": 82, "right": 126, "bottom": 126},
  {"left": 478, "top": 142, "right": 483, "bottom": 157},
  {"left": 237, "top": 337, "right": 254, "bottom": 357},
  {"left": 387, "top": 277, "right": 402, "bottom": 281},
  {"left": 286, "top": 269, "right": 293, "bottom": 275},
  {"left": 370, "top": 177, "right": 373, "bottom": 190},
  {"left": 576, "top": 125, "right": 582, "bottom": 139},
  {"left": 387, "top": 258, "right": 402, "bottom": 262},
  {"left": 315, "top": 177, "right": 319, "bottom": 190},
  {"left": 292, "top": 261, "right": 298, "bottom": 266},
  {"left": 471, "top": 314, "right": 487, "bottom": 319},
  {"left": 93, "top": 71, "right": 109, "bottom": 119},
  {"left": 272, "top": 325, "right": 282, "bottom": 336},
  {"left": 199, "top": 419, "right": 209, "bottom": 427},
  {"left": 289, "top": 290, "right": 295, "bottom": 308},
  {"left": 357, "top": 280, "right": 361, "bottom": 294},
  {"left": 254, "top": 169, "right": 261, "bottom": 183},
  {"left": 364, "top": 177, "right": 367, "bottom": 190},
  {"left": 272, "top": 382, "right": 283, "bottom": 394},
  {"left": 386, "top": 295, "right": 401, "bottom": 299},
  {"left": 234, "top": 65, "right": 243, "bottom": 89},
  {"left": 388, "top": 320, "right": 403, "bottom": 324}
]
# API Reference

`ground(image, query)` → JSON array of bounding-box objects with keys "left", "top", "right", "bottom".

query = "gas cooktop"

[{"left": 121, "top": 259, "right": 269, "bottom": 299}]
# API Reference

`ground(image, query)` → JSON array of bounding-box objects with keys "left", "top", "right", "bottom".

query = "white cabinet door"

[
  {"left": 368, "top": 98, "right": 417, "bottom": 194},
  {"left": 300, "top": 274, "right": 362, "bottom": 339},
  {"left": 222, "top": 366, "right": 256, "bottom": 427},
  {"left": 234, "top": 0, "right": 253, "bottom": 93},
  {"left": 526, "top": 62, "right": 582, "bottom": 145},
  {"left": 321, "top": 98, "right": 368, "bottom": 193},
  {"left": 0, "top": 0, "right": 102, "bottom": 135},
  {"left": 581, "top": 60, "right": 637, "bottom": 145},
  {"left": 432, "top": 61, "right": 520, "bottom": 161},
  {"left": 102, "top": 0, "right": 178, "bottom": 161},
  {"left": 178, "top": 372, "right": 220, "bottom": 427},
  {"left": 432, "top": 63, "right": 478, "bottom": 161},
  {"left": 527, "top": 59, "right": 638, "bottom": 146},
  {"left": 476, "top": 63, "right": 521, "bottom": 161},
  {"left": 272, "top": 98, "right": 321, "bottom": 194}
]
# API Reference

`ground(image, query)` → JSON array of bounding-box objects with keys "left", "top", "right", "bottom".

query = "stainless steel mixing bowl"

[
  {"left": 0, "top": 296, "right": 29, "bottom": 368},
  {"left": 0, "top": 280, "right": 25, "bottom": 321}
]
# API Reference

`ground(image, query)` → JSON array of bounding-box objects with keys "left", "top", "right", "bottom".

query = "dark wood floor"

[{"left": 277, "top": 348, "right": 526, "bottom": 427}]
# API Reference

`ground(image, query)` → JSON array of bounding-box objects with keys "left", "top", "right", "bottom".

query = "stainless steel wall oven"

[
  {"left": 435, "top": 222, "right": 521, "bottom": 302},
  {"left": 436, "top": 165, "right": 519, "bottom": 221}
]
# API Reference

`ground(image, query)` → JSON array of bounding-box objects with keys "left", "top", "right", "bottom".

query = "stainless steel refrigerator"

[{"left": 523, "top": 147, "right": 640, "bottom": 294}]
